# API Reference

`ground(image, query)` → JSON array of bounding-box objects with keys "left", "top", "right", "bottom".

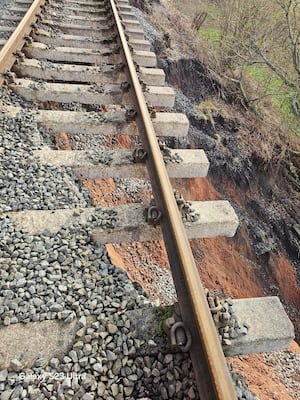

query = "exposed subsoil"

[{"left": 228, "top": 350, "right": 300, "bottom": 400}]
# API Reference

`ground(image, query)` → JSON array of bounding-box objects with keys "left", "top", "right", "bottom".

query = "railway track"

[{"left": 0, "top": 0, "right": 295, "bottom": 399}]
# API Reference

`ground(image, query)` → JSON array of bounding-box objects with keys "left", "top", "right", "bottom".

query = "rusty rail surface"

[
  {"left": 108, "top": 0, "right": 237, "bottom": 399},
  {"left": 0, "top": 0, "right": 46, "bottom": 85}
]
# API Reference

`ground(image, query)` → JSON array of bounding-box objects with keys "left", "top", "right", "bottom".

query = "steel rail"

[
  {"left": 0, "top": 0, "right": 46, "bottom": 85},
  {"left": 109, "top": 1, "right": 238, "bottom": 399}
]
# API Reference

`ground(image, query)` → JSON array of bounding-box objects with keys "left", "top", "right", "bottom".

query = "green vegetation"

[
  {"left": 197, "top": 99, "right": 216, "bottom": 129},
  {"left": 246, "top": 65, "right": 300, "bottom": 136},
  {"left": 196, "top": 0, "right": 300, "bottom": 138},
  {"left": 155, "top": 305, "right": 174, "bottom": 335},
  {"left": 198, "top": 27, "right": 220, "bottom": 42}
]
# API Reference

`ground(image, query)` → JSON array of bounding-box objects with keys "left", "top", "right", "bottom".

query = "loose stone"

[
  {"left": 92, "top": 363, "right": 103, "bottom": 373},
  {"left": 106, "top": 323, "right": 118, "bottom": 334},
  {"left": 9, "top": 359, "right": 22, "bottom": 373},
  {"left": 0, "top": 369, "right": 8, "bottom": 382}
]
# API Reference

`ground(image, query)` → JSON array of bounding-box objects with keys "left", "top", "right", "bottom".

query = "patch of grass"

[
  {"left": 155, "top": 305, "right": 174, "bottom": 336},
  {"left": 247, "top": 65, "right": 300, "bottom": 136},
  {"left": 199, "top": 27, "right": 220, "bottom": 42},
  {"left": 247, "top": 65, "right": 283, "bottom": 94},
  {"left": 197, "top": 99, "right": 216, "bottom": 129}
]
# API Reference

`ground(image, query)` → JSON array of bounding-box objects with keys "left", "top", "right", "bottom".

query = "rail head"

[
  {"left": 108, "top": 0, "right": 238, "bottom": 399},
  {"left": 0, "top": 0, "right": 46, "bottom": 85}
]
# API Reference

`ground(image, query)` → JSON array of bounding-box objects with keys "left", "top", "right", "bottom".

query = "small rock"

[
  {"left": 106, "top": 323, "right": 118, "bottom": 334},
  {"left": 79, "top": 357, "right": 88, "bottom": 367},
  {"left": 169, "top": 384, "right": 176, "bottom": 397},
  {"left": 83, "top": 343, "right": 92, "bottom": 356},
  {"left": 93, "top": 363, "right": 103, "bottom": 373},
  {"left": 128, "top": 374, "right": 138, "bottom": 382},
  {"left": 223, "top": 338, "right": 232, "bottom": 346},
  {"left": 112, "top": 359, "right": 122, "bottom": 375},
  {"left": 97, "top": 382, "right": 106, "bottom": 396},
  {"left": 63, "top": 311, "right": 76, "bottom": 323},
  {"left": 76, "top": 327, "right": 86, "bottom": 338},
  {"left": 82, "top": 394, "right": 94, "bottom": 400},
  {"left": 160, "top": 386, "right": 168, "bottom": 399},
  {"left": 0, "top": 369, "right": 8, "bottom": 382},
  {"left": 0, "top": 389, "right": 14, "bottom": 400},
  {"left": 164, "top": 354, "right": 173, "bottom": 364},
  {"left": 50, "top": 303, "right": 63, "bottom": 312},
  {"left": 35, "top": 356, "right": 44, "bottom": 367},
  {"left": 143, "top": 367, "right": 151, "bottom": 378},
  {"left": 106, "top": 350, "right": 117, "bottom": 361},
  {"left": 152, "top": 368, "right": 160, "bottom": 377},
  {"left": 73, "top": 341, "right": 84, "bottom": 349},
  {"left": 188, "top": 387, "right": 196, "bottom": 399},
  {"left": 11, "top": 385, "right": 23, "bottom": 398},
  {"left": 32, "top": 298, "right": 44, "bottom": 308},
  {"left": 124, "top": 386, "right": 133, "bottom": 396},
  {"left": 69, "top": 350, "right": 78, "bottom": 363},
  {"left": 49, "top": 358, "right": 60, "bottom": 369},
  {"left": 58, "top": 285, "right": 68, "bottom": 293},
  {"left": 61, "top": 377, "right": 72, "bottom": 389},
  {"left": 28, "top": 388, "right": 42, "bottom": 400},
  {"left": 16, "top": 278, "right": 26, "bottom": 288},
  {"left": 111, "top": 383, "right": 119, "bottom": 396},
  {"left": 9, "top": 359, "right": 22, "bottom": 372},
  {"left": 78, "top": 315, "right": 86, "bottom": 328}
]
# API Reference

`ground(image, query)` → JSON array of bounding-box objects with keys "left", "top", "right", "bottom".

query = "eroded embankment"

[
  {"left": 125, "top": 2, "right": 300, "bottom": 399},
  {"left": 159, "top": 56, "right": 300, "bottom": 342}
]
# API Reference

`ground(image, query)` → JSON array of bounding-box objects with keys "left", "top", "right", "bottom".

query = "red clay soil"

[
  {"left": 54, "top": 132, "right": 72, "bottom": 150},
  {"left": 229, "top": 350, "right": 299, "bottom": 400},
  {"left": 104, "top": 134, "right": 133, "bottom": 149},
  {"left": 192, "top": 229, "right": 300, "bottom": 308},
  {"left": 81, "top": 174, "right": 300, "bottom": 399},
  {"left": 180, "top": 178, "right": 300, "bottom": 399},
  {"left": 173, "top": 177, "right": 300, "bottom": 305},
  {"left": 83, "top": 178, "right": 120, "bottom": 206},
  {"left": 268, "top": 253, "right": 300, "bottom": 308},
  {"left": 54, "top": 124, "right": 299, "bottom": 399}
]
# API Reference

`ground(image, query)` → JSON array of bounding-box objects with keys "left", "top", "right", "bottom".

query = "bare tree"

[
  {"left": 251, "top": 0, "right": 300, "bottom": 92},
  {"left": 212, "top": 0, "right": 300, "bottom": 109},
  {"left": 192, "top": 11, "right": 208, "bottom": 31}
]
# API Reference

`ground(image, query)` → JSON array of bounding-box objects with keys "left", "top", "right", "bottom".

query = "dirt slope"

[{"left": 128, "top": 0, "right": 300, "bottom": 398}]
